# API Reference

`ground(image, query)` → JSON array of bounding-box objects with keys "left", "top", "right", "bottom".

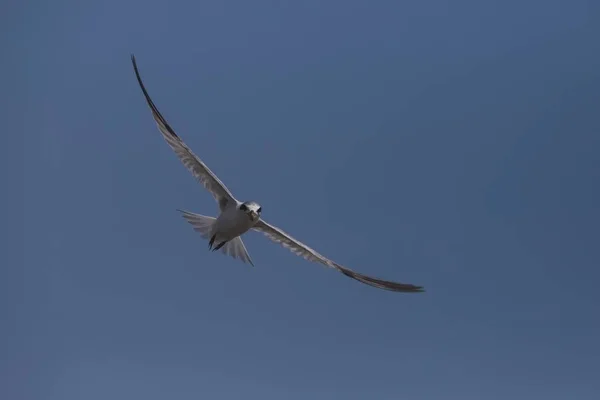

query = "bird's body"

[
  {"left": 210, "top": 201, "right": 260, "bottom": 248},
  {"left": 131, "top": 55, "right": 424, "bottom": 293},
  {"left": 214, "top": 204, "right": 252, "bottom": 241}
]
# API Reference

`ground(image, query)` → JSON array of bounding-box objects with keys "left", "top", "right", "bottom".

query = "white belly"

[{"left": 214, "top": 207, "right": 255, "bottom": 241}]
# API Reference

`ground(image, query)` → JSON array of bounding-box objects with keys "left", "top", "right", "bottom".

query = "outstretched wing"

[
  {"left": 253, "top": 219, "right": 424, "bottom": 293},
  {"left": 131, "top": 55, "right": 236, "bottom": 211}
]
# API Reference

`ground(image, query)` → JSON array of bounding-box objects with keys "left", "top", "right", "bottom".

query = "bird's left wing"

[
  {"left": 131, "top": 55, "right": 236, "bottom": 211},
  {"left": 253, "top": 219, "right": 424, "bottom": 293}
]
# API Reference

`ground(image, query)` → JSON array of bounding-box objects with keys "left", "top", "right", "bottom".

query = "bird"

[{"left": 131, "top": 55, "right": 424, "bottom": 293}]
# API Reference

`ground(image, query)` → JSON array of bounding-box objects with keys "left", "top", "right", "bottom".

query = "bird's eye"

[
  {"left": 240, "top": 204, "right": 247, "bottom": 212},
  {"left": 257, "top": 207, "right": 262, "bottom": 213}
]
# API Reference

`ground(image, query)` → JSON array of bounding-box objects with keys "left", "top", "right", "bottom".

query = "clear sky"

[{"left": 7, "top": 0, "right": 600, "bottom": 399}]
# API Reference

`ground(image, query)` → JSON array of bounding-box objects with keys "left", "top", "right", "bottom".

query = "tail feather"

[
  {"left": 177, "top": 209, "right": 254, "bottom": 266},
  {"left": 221, "top": 237, "right": 254, "bottom": 266},
  {"left": 177, "top": 209, "right": 215, "bottom": 239}
]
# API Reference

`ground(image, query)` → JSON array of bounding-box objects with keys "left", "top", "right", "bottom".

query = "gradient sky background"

[{"left": 6, "top": 0, "right": 600, "bottom": 399}]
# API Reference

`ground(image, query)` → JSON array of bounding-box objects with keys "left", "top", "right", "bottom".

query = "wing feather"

[
  {"left": 253, "top": 219, "right": 424, "bottom": 293},
  {"left": 131, "top": 55, "right": 236, "bottom": 211}
]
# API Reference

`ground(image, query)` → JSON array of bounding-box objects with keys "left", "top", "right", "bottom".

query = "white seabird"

[{"left": 131, "top": 55, "right": 424, "bottom": 293}]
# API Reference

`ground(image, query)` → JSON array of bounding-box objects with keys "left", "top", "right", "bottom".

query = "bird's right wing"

[
  {"left": 131, "top": 55, "right": 236, "bottom": 211},
  {"left": 253, "top": 219, "right": 424, "bottom": 293}
]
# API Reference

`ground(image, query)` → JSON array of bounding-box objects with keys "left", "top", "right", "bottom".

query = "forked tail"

[
  {"left": 177, "top": 209, "right": 254, "bottom": 266},
  {"left": 177, "top": 209, "right": 215, "bottom": 239}
]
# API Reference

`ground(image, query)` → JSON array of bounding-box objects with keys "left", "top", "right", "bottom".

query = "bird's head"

[{"left": 239, "top": 201, "right": 262, "bottom": 222}]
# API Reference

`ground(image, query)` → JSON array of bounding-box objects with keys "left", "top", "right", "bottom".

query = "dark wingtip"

[
  {"left": 130, "top": 54, "right": 180, "bottom": 139},
  {"left": 339, "top": 268, "right": 425, "bottom": 293}
]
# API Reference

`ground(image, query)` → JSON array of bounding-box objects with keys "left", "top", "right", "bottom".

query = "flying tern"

[{"left": 131, "top": 55, "right": 424, "bottom": 293}]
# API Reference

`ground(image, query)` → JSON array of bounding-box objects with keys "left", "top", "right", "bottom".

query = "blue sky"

[{"left": 7, "top": 0, "right": 600, "bottom": 399}]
